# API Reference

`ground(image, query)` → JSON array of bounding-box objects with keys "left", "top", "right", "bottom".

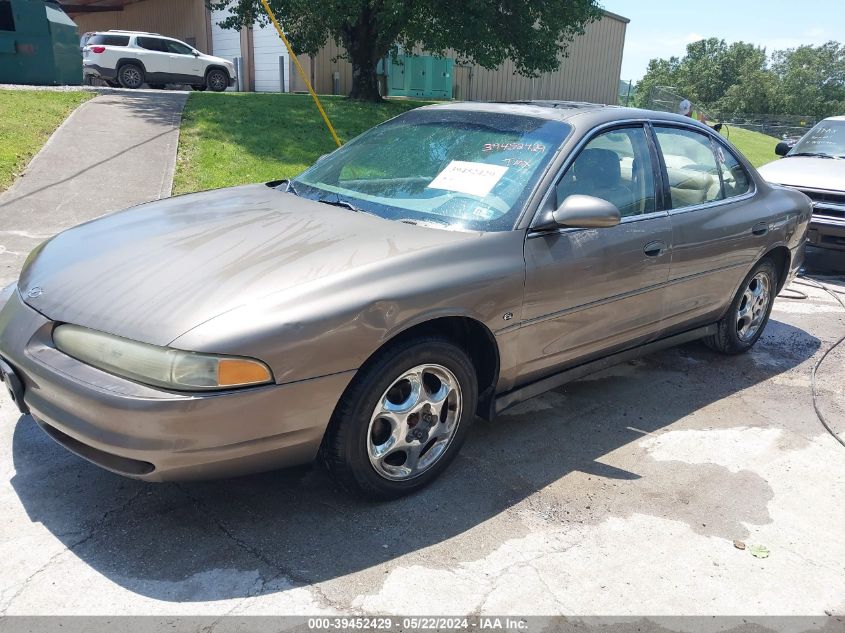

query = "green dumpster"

[
  {"left": 387, "top": 54, "right": 453, "bottom": 100},
  {"left": 0, "top": 0, "right": 82, "bottom": 85}
]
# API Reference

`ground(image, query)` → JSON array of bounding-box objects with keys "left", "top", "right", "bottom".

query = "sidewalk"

[{"left": 0, "top": 90, "right": 188, "bottom": 287}]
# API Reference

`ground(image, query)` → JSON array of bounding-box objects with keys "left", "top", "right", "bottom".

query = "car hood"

[
  {"left": 757, "top": 156, "right": 845, "bottom": 191},
  {"left": 19, "top": 184, "right": 481, "bottom": 346},
  {"left": 200, "top": 52, "right": 234, "bottom": 67}
]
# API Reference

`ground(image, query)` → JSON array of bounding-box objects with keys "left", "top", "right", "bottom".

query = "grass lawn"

[
  {"left": 716, "top": 124, "right": 779, "bottom": 168},
  {"left": 173, "top": 93, "right": 428, "bottom": 194},
  {"left": 0, "top": 90, "right": 92, "bottom": 193}
]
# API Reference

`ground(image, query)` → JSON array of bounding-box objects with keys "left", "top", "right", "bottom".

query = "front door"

[
  {"left": 165, "top": 39, "right": 202, "bottom": 81},
  {"left": 517, "top": 124, "right": 671, "bottom": 384}
]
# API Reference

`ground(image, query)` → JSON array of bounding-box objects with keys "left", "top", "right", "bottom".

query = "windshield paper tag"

[{"left": 427, "top": 161, "right": 508, "bottom": 197}]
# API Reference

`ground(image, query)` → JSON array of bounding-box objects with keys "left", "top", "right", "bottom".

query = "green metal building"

[{"left": 0, "top": 0, "right": 82, "bottom": 85}]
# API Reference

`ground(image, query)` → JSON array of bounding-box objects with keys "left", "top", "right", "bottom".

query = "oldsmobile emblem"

[{"left": 26, "top": 286, "right": 43, "bottom": 299}]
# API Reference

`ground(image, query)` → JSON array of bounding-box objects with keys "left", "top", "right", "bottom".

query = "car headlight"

[{"left": 53, "top": 324, "right": 273, "bottom": 391}]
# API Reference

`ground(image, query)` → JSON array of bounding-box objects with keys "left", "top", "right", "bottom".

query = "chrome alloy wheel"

[
  {"left": 121, "top": 66, "right": 142, "bottom": 88},
  {"left": 208, "top": 70, "right": 227, "bottom": 91},
  {"left": 736, "top": 271, "right": 771, "bottom": 341},
  {"left": 367, "top": 364, "right": 462, "bottom": 481}
]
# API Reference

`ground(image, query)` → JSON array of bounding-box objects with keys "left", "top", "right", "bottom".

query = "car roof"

[
  {"left": 418, "top": 100, "right": 714, "bottom": 131},
  {"left": 823, "top": 115, "right": 845, "bottom": 121}
]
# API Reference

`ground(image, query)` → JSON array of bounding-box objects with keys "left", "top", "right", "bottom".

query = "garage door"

[
  {"left": 211, "top": 8, "right": 241, "bottom": 90},
  {"left": 252, "top": 20, "right": 289, "bottom": 92}
]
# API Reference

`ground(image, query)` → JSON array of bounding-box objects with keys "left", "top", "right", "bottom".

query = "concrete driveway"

[
  {"left": 0, "top": 89, "right": 188, "bottom": 287},
  {"left": 0, "top": 91, "right": 844, "bottom": 624}
]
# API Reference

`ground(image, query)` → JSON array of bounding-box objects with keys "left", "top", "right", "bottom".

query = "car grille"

[{"left": 797, "top": 188, "right": 845, "bottom": 221}]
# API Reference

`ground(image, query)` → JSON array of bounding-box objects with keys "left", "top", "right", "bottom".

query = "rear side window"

[
  {"left": 87, "top": 34, "right": 130, "bottom": 46},
  {"left": 137, "top": 37, "right": 168, "bottom": 52},
  {"left": 0, "top": 1, "right": 15, "bottom": 32},
  {"left": 714, "top": 144, "right": 751, "bottom": 198},
  {"left": 654, "top": 126, "right": 723, "bottom": 210}
]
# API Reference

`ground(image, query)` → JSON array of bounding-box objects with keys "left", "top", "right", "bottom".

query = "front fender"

[{"left": 169, "top": 231, "right": 526, "bottom": 384}]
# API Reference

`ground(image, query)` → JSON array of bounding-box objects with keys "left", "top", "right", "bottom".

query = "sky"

[{"left": 601, "top": 0, "right": 845, "bottom": 81}]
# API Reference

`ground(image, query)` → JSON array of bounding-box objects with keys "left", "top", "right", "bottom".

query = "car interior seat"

[{"left": 561, "top": 148, "right": 635, "bottom": 216}]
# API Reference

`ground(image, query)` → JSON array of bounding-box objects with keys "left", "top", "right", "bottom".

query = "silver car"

[
  {"left": 758, "top": 116, "right": 845, "bottom": 251},
  {"left": 0, "top": 102, "right": 811, "bottom": 499}
]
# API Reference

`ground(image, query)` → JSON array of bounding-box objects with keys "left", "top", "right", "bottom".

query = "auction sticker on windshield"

[{"left": 427, "top": 160, "right": 508, "bottom": 197}]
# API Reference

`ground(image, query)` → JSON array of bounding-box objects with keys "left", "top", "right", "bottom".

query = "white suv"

[{"left": 82, "top": 30, "right": 236, "bottom": 91}]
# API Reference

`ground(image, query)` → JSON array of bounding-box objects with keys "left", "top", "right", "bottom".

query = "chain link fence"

[{"left": 640, "top": 85, "right": 817, "bottom": 141}]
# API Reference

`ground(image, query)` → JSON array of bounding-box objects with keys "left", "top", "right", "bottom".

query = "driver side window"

[
  {"left": 166, "top": 40, "right": 194, "bottom": 55},
  {"left": 556, "top": 126, "right": 656, "bottom": 218}
]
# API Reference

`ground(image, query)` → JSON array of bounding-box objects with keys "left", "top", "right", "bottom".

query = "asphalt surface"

[{"left": 0, "top": 92, "right": 844, "bottom": 621}]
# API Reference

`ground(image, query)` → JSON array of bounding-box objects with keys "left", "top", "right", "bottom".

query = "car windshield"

[
  {"left": 292, "top": 109, "right": 571, "bottom": 232},
  {"left": 788, "top": 119, "right": 845, "bottom": 158}
]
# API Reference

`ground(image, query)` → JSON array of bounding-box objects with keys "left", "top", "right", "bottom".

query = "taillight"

[{"left": 90, "top": 46, "right": 106, "bottom": 53}]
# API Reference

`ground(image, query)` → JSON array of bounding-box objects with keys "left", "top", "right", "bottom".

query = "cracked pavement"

[{"left": 1, "top": 91, "right": 845, "bottom": 619}]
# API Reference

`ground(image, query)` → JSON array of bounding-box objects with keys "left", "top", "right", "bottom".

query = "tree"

[
  {"left": 635, "top": 37, "right": 845, "bottom": 118},
  {"left": 635, "top": 38, "right": 773, "bottom": 112},
  {"left": 209, "top": 0, "right": 603, "bottom": 102},
  {"left": 771, "top": 42, "right": 845, "bottom": 118}
]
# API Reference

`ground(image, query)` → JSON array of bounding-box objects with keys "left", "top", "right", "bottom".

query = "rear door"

[
  {"left": 165, "top": 38, "right": 202, "bottom": 81},
  {"left": 517, "top": 123, "right": 672, "bottom": 384},
  {"left": 135, "top": 36, "right": 171, "bottom": 77},
  {"left": 651, "top": 124, "right": 761, "bottom": 334}
]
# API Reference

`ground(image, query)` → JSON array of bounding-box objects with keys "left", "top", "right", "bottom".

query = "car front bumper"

[
  {"left": 0, "top": 289, "right": 354, "bottom": 481},
  {"left": 808, "top": 215, "right": 845, "bottom": 251}
]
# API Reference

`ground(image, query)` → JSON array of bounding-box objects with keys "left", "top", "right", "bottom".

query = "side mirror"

[
  {"left": 192, "top": 51, "right": 200, "bottom": 57},
  {"left": 540, "top": 195, "right": 621, "bottom": 229},
  {"left": 775, "top": 142, "right": 791, "bottom": 157}
]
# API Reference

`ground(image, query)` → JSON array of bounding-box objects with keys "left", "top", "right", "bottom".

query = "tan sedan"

[{"left": 0, "top": 102, "right": 810, "bottom": 499}]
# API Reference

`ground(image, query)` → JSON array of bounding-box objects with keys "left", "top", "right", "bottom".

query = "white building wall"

[
  {"left": 211, "top": 8, "right": 242, "bottom": 91},
  {"left": 251, "top": 20, "right": 290, "bottom": 93}
]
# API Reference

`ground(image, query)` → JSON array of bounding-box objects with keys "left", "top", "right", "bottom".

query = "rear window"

[{"left": 87, "top": 34, "right": 130, "bottom": 46}]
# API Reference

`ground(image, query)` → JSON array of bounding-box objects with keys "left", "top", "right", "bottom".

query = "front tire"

[
  {"left": 118, "top": 63, "right": 144, "bottom": 89},
  {"left": 705, "top": 258, "right": 778, "bottom": 354},
  {"left": 206, "top": 69, "right": 228, "bottom": 92},
  {"left": 321, "top": 337, "right": 477, "bottom": 500}
]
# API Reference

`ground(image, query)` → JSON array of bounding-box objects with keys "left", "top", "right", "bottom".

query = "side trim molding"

[{"left": 494, "top": 324, "right": 717, "bottom": 414}]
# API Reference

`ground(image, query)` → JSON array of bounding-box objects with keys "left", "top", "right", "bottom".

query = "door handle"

[
  {"left": 643, "top": 241, "right": 668, "bottom": 257},
  {"left": 752, "top": 222, "right": 769, "bottom": 236}
]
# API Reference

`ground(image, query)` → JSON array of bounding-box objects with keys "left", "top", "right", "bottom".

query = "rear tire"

[
  {"left": 118, "top": 63, "right": 144, "bottom": 89},
  {"left": 321, "top": 337, "right": 477, "bottom": 500},
  {"left": 206, "top": 69, "right": 228, "bottom": 92},
  {"left": 705, "top": 258, "right": 778, "bottom": 354}
]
